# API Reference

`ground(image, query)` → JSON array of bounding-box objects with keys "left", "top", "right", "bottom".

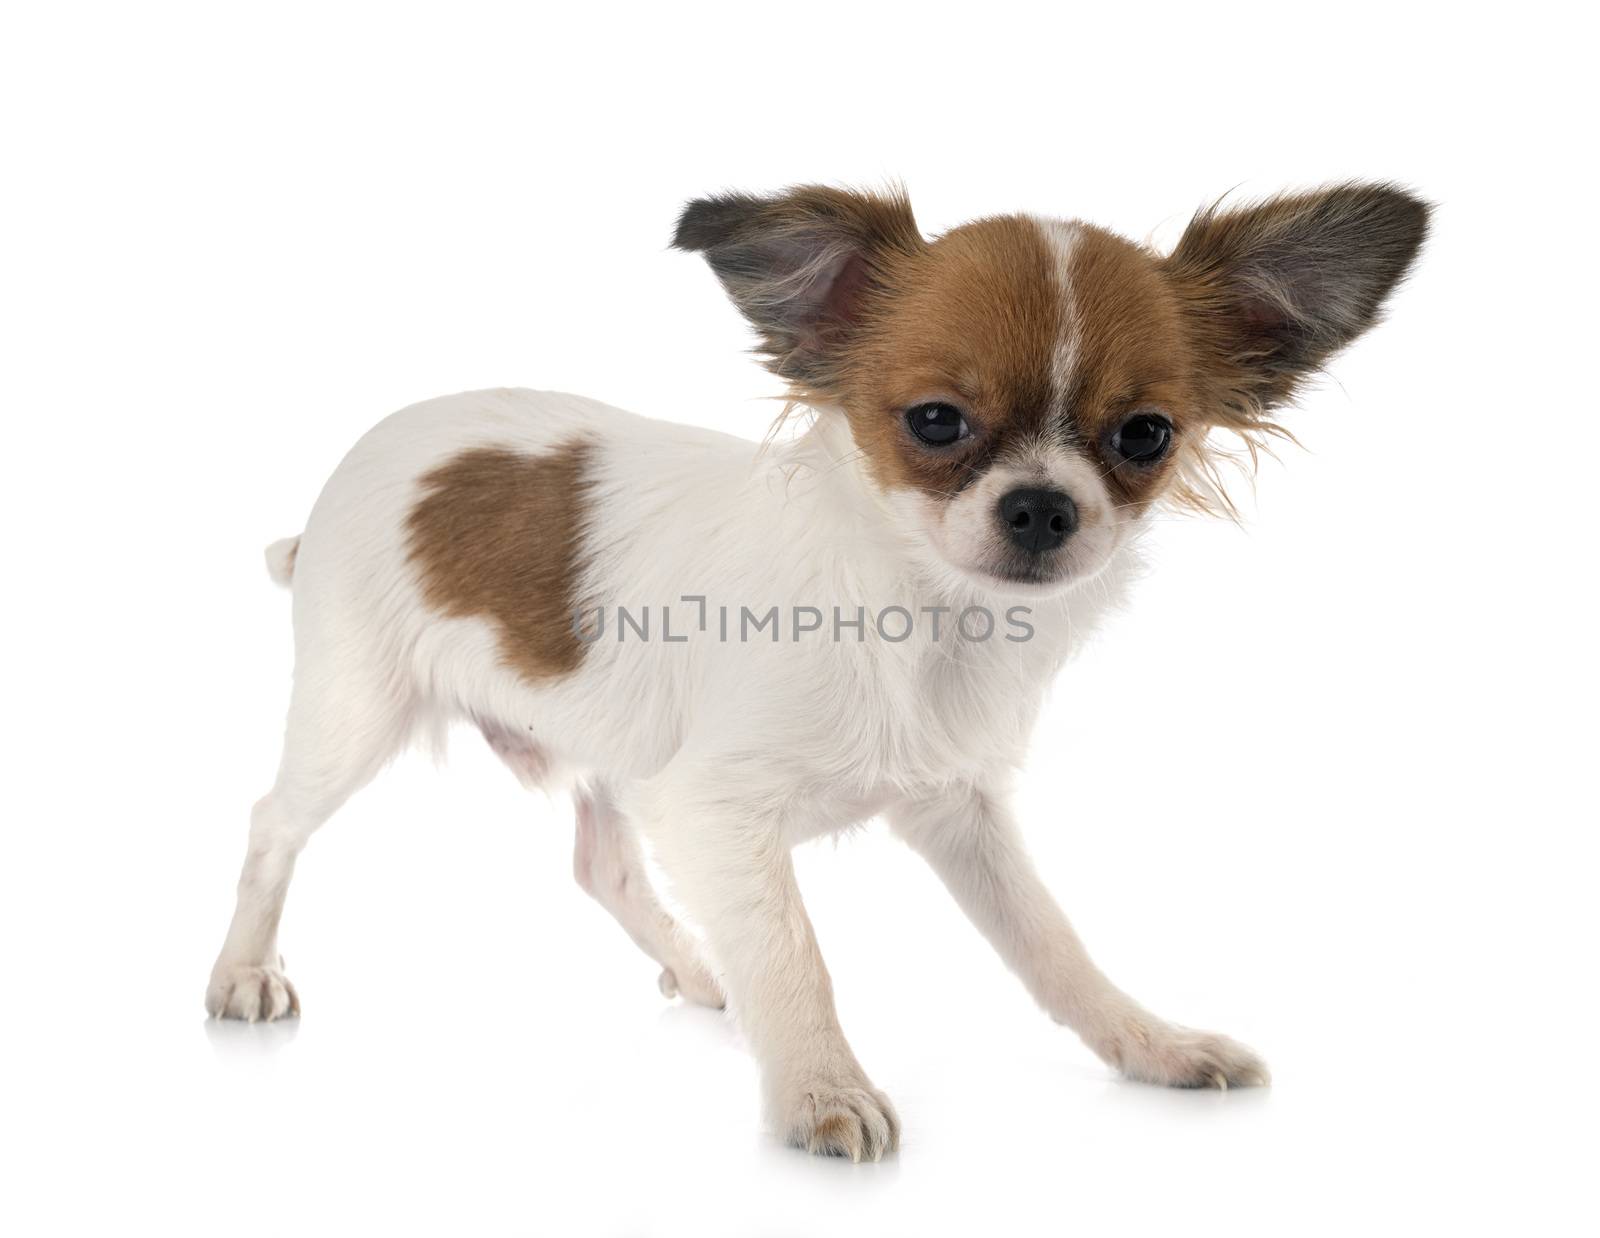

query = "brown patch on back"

[
  {"left": 407, "top": 442, "right": 593, "bottom": 681},
  {"left": 1063, "top": 224, "right": 1199, "bottom": 511},
  {"left": 838, "top": 215, "right": 1065, "bottom": 499}
]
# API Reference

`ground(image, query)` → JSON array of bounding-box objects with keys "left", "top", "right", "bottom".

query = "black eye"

[
  {"left": 906, "top": 402, "right": 971, "bottom": 446},
  {"left": 1111, "top": 412, "right": 1172, "bottom": 463}
]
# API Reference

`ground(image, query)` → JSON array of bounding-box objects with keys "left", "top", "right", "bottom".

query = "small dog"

[{"left": 207, "top": 183, "right": 1426, "bottom": 1159}]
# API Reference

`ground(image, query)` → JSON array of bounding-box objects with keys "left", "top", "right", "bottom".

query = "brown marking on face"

[
  {"left": 406, "top": 442, "right": 593, "bottom": 681},
  {"left": 837, "top": 215, "right": 1065, "bottom": 500},
  {"left": 1062, "top": 224, "right": 1200, "bottom": 514},
  {"left": 679, "top": 184, "right": 1426, "bottom": 522}
]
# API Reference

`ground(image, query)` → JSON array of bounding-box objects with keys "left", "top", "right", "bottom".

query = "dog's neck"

[{"left": 778, "top": 405, "right": 966, "bottom": 593}]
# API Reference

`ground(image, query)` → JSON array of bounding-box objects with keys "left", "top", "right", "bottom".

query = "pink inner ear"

[
  {"left": 1238, "top": 291, "right": 1292, "bottom": 337},
  {"left": 1231, "top": 288, "right": 1313, "bottom": 361},
  {"left": 793, "top": 249, "right": 872, "bottom": 358},
  {"left": 820, "top": 251, "right": 871, "bottom": 327}
]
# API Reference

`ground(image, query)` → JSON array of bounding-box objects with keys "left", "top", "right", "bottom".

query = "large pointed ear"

[
  {"left": 672, "top": 185, "right": 925, "bottom": 390},
  {"left": 1163, "top": 183, "right": 1430, "bottom": 422}
]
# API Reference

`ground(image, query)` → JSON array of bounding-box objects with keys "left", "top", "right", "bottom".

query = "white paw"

[
  {"left": 206, "top": 963, "right": 300, "bottom": 1022},
  {"left": 777, "top": 1076, "right": 900, "bottom": 1161},
  {"left": 1099, "top": 1015, "right": 1268, "bottom": 1089}
]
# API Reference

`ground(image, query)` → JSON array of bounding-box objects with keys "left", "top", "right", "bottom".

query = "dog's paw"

[
  {"left": 657, "top": 961, "right": 725, "bottom": 1010},
  {"left": 206, "top": 963, "right": 300, "bottom": 1022},
  {"left": 778, "top": 1076, "right": 900, "bottom": 1161},
  {"left": 1099, "top": 1015, "right": 1268, "bottom": 1089}
]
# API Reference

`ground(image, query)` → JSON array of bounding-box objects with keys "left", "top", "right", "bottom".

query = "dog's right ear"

[{"left": 672, "top": 186, "right": 924, "bottom": 389}]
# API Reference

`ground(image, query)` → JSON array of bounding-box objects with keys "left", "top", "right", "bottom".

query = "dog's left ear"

[
  {"left": 673, "top": 185, "right": 925, "bottom": 390},
  {"left": 1164, "top": 183, "right": 1430, "bottom": 416}
]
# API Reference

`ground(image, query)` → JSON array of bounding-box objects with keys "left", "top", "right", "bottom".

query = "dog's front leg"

[
  {"left": 630, "top": 769, "right": 898, "bottom": 1160},
  {"left": 889, "top": 785, "right": 1268, "bottom": 1089}
]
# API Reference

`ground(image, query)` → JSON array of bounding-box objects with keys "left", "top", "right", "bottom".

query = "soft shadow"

[
  {"left": 756, "top": 1131, "right": 906, "bottom": 1184},
  {"left": 1090, "top": 1073, "right": 1274, "bottom": 1120},
  {"left": 203, "top": 1015, "right": 301, "bottom": 1059}
]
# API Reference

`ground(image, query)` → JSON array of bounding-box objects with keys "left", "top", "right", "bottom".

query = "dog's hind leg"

[
  {"left": 573, "top": 784, "right": 724, "bottom": 1009},
  {"left": 206, "top": 643, "right": 415, "bottom": 1021}
]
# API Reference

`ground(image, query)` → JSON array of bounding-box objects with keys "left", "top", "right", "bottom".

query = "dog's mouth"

[
  {"left": 963, "top": 536, "right": 1125, "bottom": 597},
  {"left": 952, "top": 556, "right": 1082, "bottom": 599},
  {"left": 993, "top": 557, "right": 1061, "bottom": 585}
]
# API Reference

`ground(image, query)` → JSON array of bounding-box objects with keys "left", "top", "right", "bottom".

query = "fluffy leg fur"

[
  {"left": 628, "top": 763, "right": 899, "bottom": 1161},
  {"left": 573, "top": 784, "right": 724, "bottom": 1008},
  {"left": 206, "top": 617, "right": 415, "bottom": 1020},
  {"left": 889, "top": 785, "right": 1268, "bottom": 1089}
]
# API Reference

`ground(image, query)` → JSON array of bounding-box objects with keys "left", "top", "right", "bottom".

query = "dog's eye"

[
  {"left": 907, "top": 402, "right": 970, "bottom": 447},
  {"left": 1111, "top": 412, "right": 1172, "bottom": 464}
]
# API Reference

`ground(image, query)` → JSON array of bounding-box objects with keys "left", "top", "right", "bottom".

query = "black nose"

[{"left": 999, "top": 487, "right": 1077, "bottom": 554}]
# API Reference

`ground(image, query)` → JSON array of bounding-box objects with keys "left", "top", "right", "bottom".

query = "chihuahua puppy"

[{"left": 207, "top": 183, "right": 1426, "bottom": 1159}]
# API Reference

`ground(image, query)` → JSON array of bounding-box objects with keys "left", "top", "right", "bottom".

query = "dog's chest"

[
  {"left": 818, "top": 619, "right": 1070, "bottom": 791},
  {"left": 769, "top": 635, "right": 1063, "bottom": 845}
]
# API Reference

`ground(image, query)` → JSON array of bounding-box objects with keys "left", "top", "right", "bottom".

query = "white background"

[{"left": 3, "top": 3, "right": 1596, "bottom": 1235}]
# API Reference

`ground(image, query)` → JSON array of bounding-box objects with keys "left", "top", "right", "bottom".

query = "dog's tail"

[{"left": 264, "top": 536, "right": 301, "bottom": 588}]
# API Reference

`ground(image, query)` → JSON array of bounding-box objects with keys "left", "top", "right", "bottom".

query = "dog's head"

[{"left": 674, "top": 183, "right": 1427, "bottom": 597}]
